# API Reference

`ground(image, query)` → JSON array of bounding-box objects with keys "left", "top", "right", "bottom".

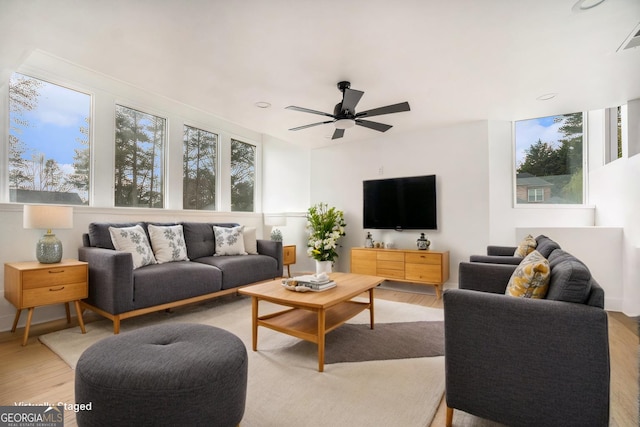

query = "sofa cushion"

[
  {"left": 505, "top": 250, "right": 550, "bottom": 298},
  {"left": 109, "top": 225, "right": 157, "bottom": 269},
  {"left": 89, "top": 222, "right": 140, "bottom": 249},
  {"left": 183, "top": 222, "right": 239, "bottom": 260},
  {"left": 513, "top": 234, "right": 537, "bottom": 257},
  {"left": 546, "top": 249, "right": 592, "bottom": 304},
  {"left": 148, "top": 224, "right": 189, "bottom": 263},
  {"left": 214, "top": 225, "right": 247, "bottom": 256},
  {"left": 132, "top": 262, "right": 222, "bottom": 309},
  {"left": 194, "top": 255, "right": 278, "bottom": 290},
  {"left": 243, "top": 227, "right": 258, "bottom": 255},
  {"left": 534, "top": 235, "right": 561, "bottom": 259}
]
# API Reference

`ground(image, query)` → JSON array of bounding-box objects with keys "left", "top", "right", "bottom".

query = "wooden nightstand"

[
  {"left": 4, "top": 259, "right": 88, "bottom": 345},
  {"left": 283, "top": 245, "right": 296, "bottom": 278}
]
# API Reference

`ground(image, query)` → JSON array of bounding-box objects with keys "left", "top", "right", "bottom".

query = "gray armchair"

[{"left": 444, "top": 256, "right": 610, "bottom": 426}]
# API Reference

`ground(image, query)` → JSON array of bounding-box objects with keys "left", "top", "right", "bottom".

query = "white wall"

[{"left": 309, "top": 121, "right": 492, "bottom": 284}]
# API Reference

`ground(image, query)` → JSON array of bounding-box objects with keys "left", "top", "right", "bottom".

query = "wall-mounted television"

[{"left": 363, "top": 174, "right": 437, "bottom": 231}]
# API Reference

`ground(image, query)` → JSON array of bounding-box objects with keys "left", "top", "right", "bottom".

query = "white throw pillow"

[
  {"left": 109, "top": 225, "right": 157, "bottom": 269},
  {"left": 243, "top": 227, "right": 258, "bottom": 255},
  {"left": 214, "top": 225, "right": 247, "bottom": 256},
  {"left": 148, "top": 224, "right": 189, "bottom": 264}
]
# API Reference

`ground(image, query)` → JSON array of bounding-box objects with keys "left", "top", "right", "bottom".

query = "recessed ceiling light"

[
  {"left": 572, "top": 0, "right": 606, "bottom": 12},
  {"left": 255, "top": 101, "right": 271, "bottom": 109},
  {"left": 536, "top": 93, "right": 558, "bottom": 101}
]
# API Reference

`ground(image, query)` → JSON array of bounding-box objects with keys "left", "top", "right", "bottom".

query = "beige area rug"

[{"left": 40, "top": 296, "right": 446, "bottom": 427}]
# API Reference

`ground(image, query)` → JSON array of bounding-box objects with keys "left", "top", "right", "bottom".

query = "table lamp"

[
  {"left": 23, "top": 205, "right": 74, "bottom": 263},
  {"left": 264, "top": 214, "right": 287, "bottom": 242}
]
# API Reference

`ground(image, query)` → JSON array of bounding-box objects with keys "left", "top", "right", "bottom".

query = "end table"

[{"left": 4, "top": 259, "right": 88, "bottom": 345}]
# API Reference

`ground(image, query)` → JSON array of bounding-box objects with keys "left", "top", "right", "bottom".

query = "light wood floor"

[{"left": 0, "top": 287, "right": 637, "bottom": 426}]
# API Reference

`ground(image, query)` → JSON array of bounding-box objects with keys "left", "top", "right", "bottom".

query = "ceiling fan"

[{"left": 286, "top": 81, "right": 410, "bottom": 140}]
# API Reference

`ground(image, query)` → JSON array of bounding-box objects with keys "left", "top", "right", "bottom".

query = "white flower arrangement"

[{"left": 306, "top": 202, "right": 347, "bottom": 262}]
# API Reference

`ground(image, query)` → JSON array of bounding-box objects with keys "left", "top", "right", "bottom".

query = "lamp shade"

[{"left": 23, "top": 205, "right": 73, "bottom": 230}]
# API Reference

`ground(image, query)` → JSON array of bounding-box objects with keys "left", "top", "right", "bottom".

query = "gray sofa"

[
  {"left": 78, "top": 222, "right": 283, "bottom": 333},
  {"left": 469, "top": 234, "right": 561, "bottom": 265},
  {"left": 444, "top": 248, "right": 610, "bottom": 426}
]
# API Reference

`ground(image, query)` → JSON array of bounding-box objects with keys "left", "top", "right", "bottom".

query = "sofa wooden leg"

[
  {"left": 446, "top": 406, "right": 454, "bottom": 427},
  {"left": 113, "top": 317, "right": 121, "bottom": 334}
]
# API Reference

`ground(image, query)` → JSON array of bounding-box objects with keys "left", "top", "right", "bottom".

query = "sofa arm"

[
  {"left": 469, "top": 254, "right": 522, "bottom": 265},
  {"left": 458, "top": 261, "right": 516, "bottom": 294},
  {"left": 444, "top": 289, "right": 610, "bottom": 426},
  {"left": 487, "top": 245, "right": 517, "bottom": 256},
  {"left": 78, "top": 247, "right": 135, "bottom": 315},
  {"left": 257, "top": 239, "right": 283, "bottom": 276}
]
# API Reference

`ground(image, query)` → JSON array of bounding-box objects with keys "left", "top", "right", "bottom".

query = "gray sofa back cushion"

[
  {"left": 535, "top": 235, "right": 561, "bottom": 258},
  {"left": 89, "top": 222, "right": 141, "bottom": 249},
  {"left": 546, "top": 249, "right": 593, "bottom": 304},
  {"left": 182, "top": 222, "right": 238, "bottom": 260}
]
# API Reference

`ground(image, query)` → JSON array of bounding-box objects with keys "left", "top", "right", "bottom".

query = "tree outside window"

[
  {"left": 230, "top": 139, "right": 255, "bottom": 212},
  {"left": 114, "top": 105, "right": 165, "bottom": 208},
  {"left": 514, "top": 112, "right": 584, "bottom": 205},
  {"left": 8, "top": 73, "right": 90, "bottom": 204},
  {"left": 183, "top": 125, "right": 217, "bottom": 210}
]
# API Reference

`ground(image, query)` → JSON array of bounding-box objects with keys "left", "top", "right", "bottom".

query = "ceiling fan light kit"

[{"left": 286, "top": 81, "right": 410, "bottom": 140}]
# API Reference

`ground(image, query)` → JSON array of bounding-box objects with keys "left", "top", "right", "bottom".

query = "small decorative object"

[
  {"left": 417, "top": 233, "right": 430, "bottom": 250},
  {"left": 306, "top": 202, "right": 346, "bottom": 273},
  {"left": 23, "top": 205, "right": 74, "bottom": 263},
  {"left": 364, "top": 232, "right": 373, "bottom": 248},
  {"left": 385, "top": 242, "right": 395, "bottom": 249},
  {"left": 270, "top": 228, "right": 283, "bottom": 242}
]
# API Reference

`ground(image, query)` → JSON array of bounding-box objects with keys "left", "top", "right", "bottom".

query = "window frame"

[{"left": 182, "top": 123, "right": 220, "bottom": 211}]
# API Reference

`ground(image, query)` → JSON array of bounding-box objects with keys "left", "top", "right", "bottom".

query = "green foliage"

[
  {"left": 230, "top": 140, "right": 255, "bottom": 212},
  {"left": 306, "top": 203, "right": 347, "bottom": 262},
  {"left": 183, "top": 126, "right": 217, "bottom": 210}
]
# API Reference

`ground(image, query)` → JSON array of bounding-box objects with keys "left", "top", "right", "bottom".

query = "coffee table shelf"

[{"left": 257, "top": 300, "right": 370, "bottom": 343}]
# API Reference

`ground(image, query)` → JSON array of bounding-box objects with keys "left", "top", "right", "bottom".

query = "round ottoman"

[{"left": 75, "top": 323, "right": 247, "bottom": 427}]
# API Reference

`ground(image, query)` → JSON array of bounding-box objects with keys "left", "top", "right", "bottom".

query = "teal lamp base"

[{"left": 36, "top": 232, "right": 63, "bottom": 264}]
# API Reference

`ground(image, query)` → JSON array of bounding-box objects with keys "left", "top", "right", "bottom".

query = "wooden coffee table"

[{"left": 238, "top": 272, "right": 384, "bottom": 372}]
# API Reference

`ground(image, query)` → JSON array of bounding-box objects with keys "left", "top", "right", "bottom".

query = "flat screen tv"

[{"left": 363, "top": 175, "right": 437, "bottom": 231}]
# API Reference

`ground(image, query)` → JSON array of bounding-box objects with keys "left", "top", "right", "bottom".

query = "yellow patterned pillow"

[
  {"left": 513, "top": 234, "right": 537, "bottom": 257},
  {"left": 505, "top": 250, "right": 550, "bottom": 298}
]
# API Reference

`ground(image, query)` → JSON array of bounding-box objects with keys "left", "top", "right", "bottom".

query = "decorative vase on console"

[
  {"left": 417, "top": 233, "right": 430, "bottom": 250},
  {"left": 306, "top": 202, "right": 347, "bottom": 275}
]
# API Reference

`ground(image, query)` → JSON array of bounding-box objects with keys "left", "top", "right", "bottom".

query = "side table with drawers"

[{"left": 4, "top": 259, "right": 88, "bottom": 345}]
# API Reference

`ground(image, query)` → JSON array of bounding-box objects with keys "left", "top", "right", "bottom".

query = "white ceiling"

[{"left": 1, "top": 0, "right": 639, "bottom": 148}]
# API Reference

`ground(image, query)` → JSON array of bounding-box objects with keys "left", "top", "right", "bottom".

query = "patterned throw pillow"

[
  {"left": 243, "top": 227, "right": 259, "bottom": 255},
  {"left": 148, "top": 224, "right": 189, "bottom": 264},
  {"left": 505, "top": 250, "right": 550, "bottom": 298},
  {"left": 513, "top": 234, "right": 537, "bottom": 257},
  {"left": 213, "top": 225, "right": 247, "bottom": 256},
  {"left": 109, "top": 225, "right": 157, "bottom": 269}
]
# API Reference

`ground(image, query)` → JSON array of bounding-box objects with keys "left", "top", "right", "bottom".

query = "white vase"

[{"left": 315, "top": 260, "right": 332, "bottom": 275}]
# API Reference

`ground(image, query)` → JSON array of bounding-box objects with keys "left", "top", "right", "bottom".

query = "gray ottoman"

[{"left": 75, "top": 323, "right": 247, "bottom": 427}]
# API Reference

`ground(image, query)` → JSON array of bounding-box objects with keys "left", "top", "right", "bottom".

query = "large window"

[
  {"left": 8, "top": 73, "right": 90, "bottom": 204},
  {"left": 514, "top": 112, "right": 584, "bottom": 205},
  {"left": 230, "top": 139, "right": 256, "bottom": 212},
  {"left": 183, "top": 125, "right": 218, "bottom": 210},
  {"left": 114, "top": 105, "right": 165, "bottom": 208}
]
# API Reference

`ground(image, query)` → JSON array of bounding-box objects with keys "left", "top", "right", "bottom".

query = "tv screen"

[{"left": 363, "top": 175, "right": 437, "bottom": 230}]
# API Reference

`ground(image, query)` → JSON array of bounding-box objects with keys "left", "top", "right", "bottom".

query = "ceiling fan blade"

[
  {"left": 332, "top": 128, "right": 345, "bottom": 140},
  {"left": 355, "top": 119, "right": 393, "bottom": 132},
  {"left": 286, "top": 105, "right": 335, "bottom": 118},
  {"left": 289, "top": 120, "right": 334, "bottom": 131},
  {"left": 341, "top": 88, "right": 364, "bottom": 114},
  {"left": 355, "top": 101, "right": 410, "bottom": 118}
]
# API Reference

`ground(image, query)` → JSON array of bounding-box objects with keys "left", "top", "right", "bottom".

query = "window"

[
  {"left": 605, "top": 105, "right": 625, "bottom": 163},
  {"left": 183, "top": 125, "right": 218, "bottom": 210},
  {"left": 514, "top": 112, "right": 584, "bottom": 205},
  {"left": 114, "top": 105, "right": 165, "bottom": 208},
  {"left": 8, "top": 73, "right": 91, "bottom": 204},
  {"left": 230, "top": 139, "right": 256, "bottom": 212},
  {"left": 527, "top": 188, "right": 544, "bottom": 202}
]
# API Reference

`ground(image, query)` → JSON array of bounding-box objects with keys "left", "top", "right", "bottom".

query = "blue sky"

[
  {"left": 11, "top": 74, "right": 90, "bottom": 170},
  {"left": 514, "top": 115, "right": 565, "bottom": 167}
]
